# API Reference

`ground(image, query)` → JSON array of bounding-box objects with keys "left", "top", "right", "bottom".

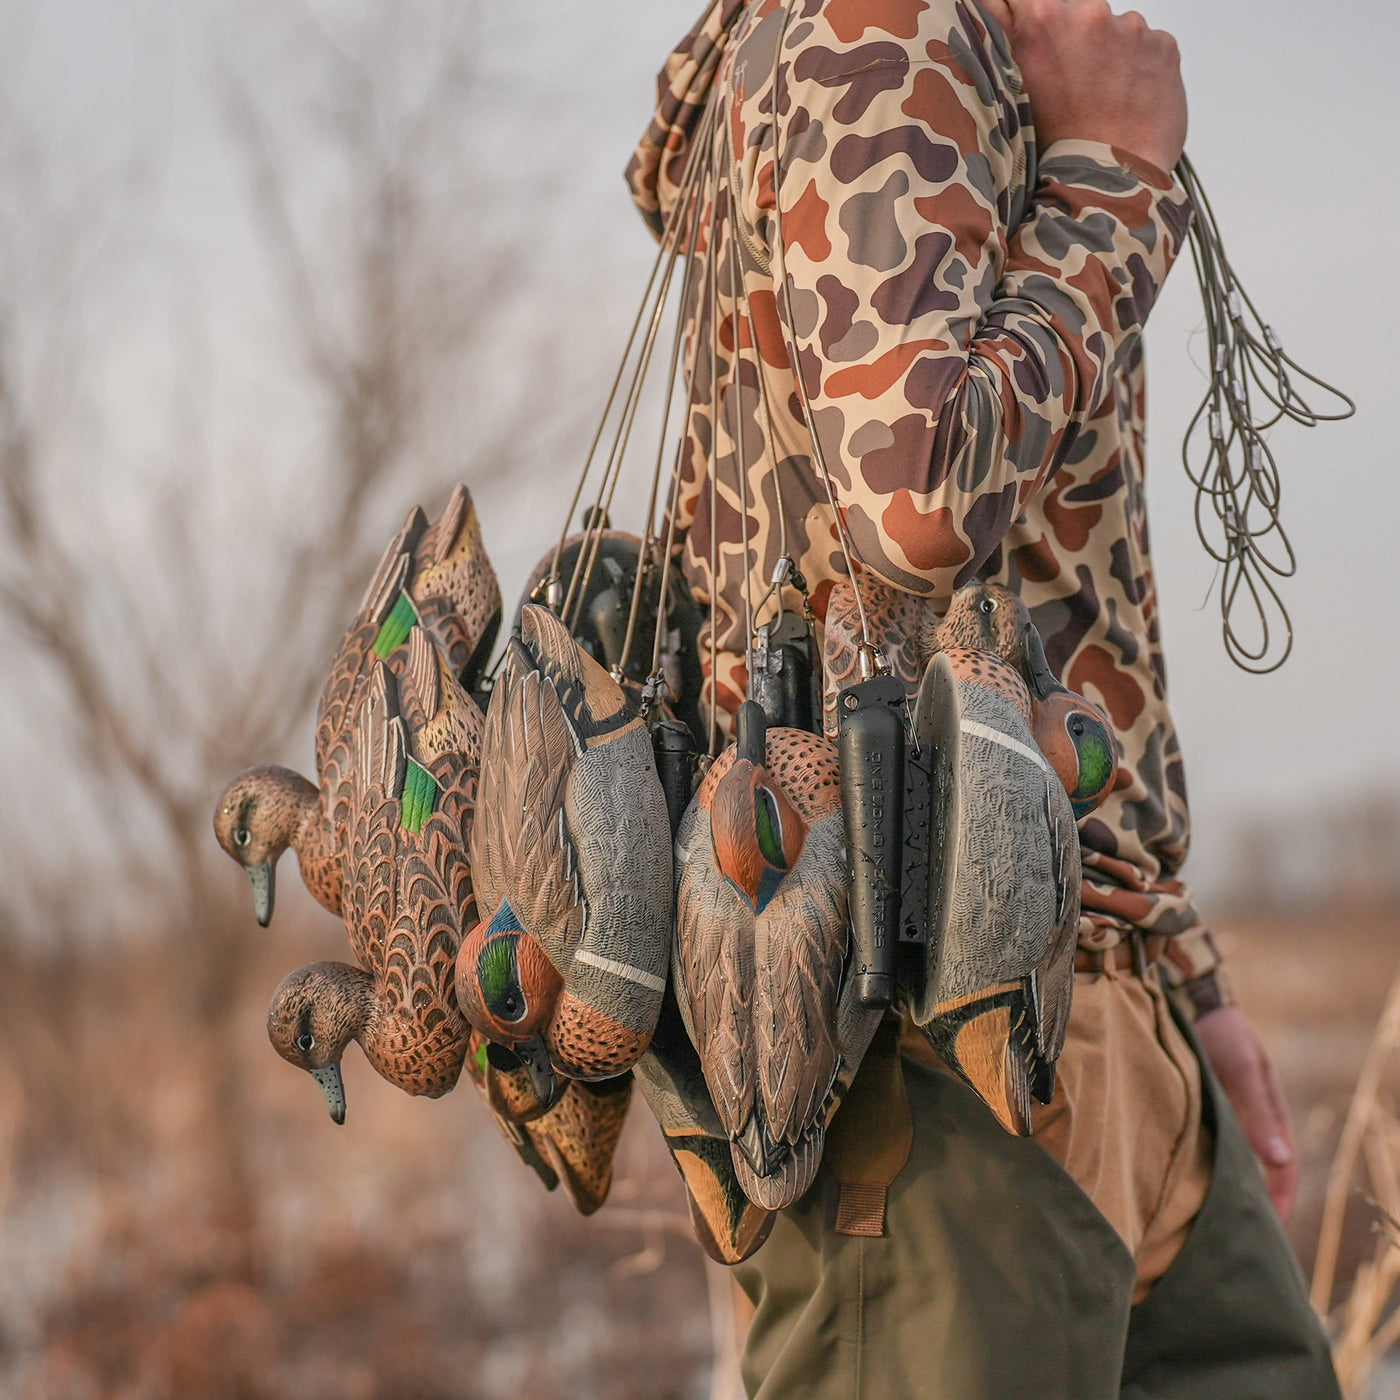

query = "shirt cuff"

[
  {"left": 1158, "top": 925, "right": 1237, "bottom": 1020},
  {"left": 1036, "top": 138, "right": 1179, "bottom": 195}
]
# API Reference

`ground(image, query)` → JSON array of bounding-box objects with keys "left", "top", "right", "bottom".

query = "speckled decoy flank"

[
  {"left": 266, "top": 651, "right": 480, "bottom": 1120},
  {"left": 455, "top": 604, "right": 672, "bottom": 1106},
  {"left": 214, "top": 484, "right": 501, "bottom": 927},
  {"left": 820, "top": 574, "right": 937, "bottom": 737},
  {"left": 673, "top": 703, "right": 881, "bottom": 1211},
  {"left": 906, "top": 647, "right": 1081, "bottom": 1134},
  {"left": 462, "top": 1031, "right": 633, "bottom": 1217}
]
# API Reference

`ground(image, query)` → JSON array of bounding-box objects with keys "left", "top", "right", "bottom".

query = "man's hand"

[
  {"left": 979, "top": 0, "right": 1188, "bottom": 174},
  {"left": 1194, "top": 1005, "right": 1299, "bottom": 1220}
]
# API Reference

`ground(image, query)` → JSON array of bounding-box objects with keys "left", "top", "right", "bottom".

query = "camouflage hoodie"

[{"left": 627, "top": 0, "right": 1227, "bottom": 994}]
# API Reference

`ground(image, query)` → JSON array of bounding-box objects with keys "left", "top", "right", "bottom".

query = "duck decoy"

[
  {"left": 266, "top": 651, "right": 477, "bottom": 1118},
  {"left": 214, "top": 484, "right": 501, "bottom": 927},
  {"left": 932, "top": 582, "right": 1117, "bottom": 819},
  {"left": 906, "top": 645, "right": 1080, "bottom": 1133},
  {"left": 673, "top": 702, "right": 880, "bottom": 1210},
  {"left": 455, "top": 603, "right": 672, "bottom": 1100},
  {"left": 463, "top": 1031, "right": 633, "bottom": 1217}
]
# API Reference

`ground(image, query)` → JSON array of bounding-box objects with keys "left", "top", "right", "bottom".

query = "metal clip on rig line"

[{"left": 1175, "top": 154, "right": 1354, "bottom": 674}]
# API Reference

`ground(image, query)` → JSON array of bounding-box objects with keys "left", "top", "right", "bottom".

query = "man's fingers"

[
  {"left": 1197, "top": 1006, "right": 1300, "bottom": 1222},
  {"left": 1258, "top": 1055, "right": 1299, "bottom": 1218}
]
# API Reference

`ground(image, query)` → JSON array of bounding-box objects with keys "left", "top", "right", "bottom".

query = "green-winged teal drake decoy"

[
  {"left": 673, "top": 703, "right": 880, "bottom": 1211},
  {"left": 463, "top": 1030, "right": 633, "bottom": 1217},
  {"left": 454, "top": 604, "right": 673, "bottom": 1100}
]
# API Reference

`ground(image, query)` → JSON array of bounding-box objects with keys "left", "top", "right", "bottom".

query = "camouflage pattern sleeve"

[
  {"left": 745, "top": 5, "right": 1193, "bottom": 596},
  {"left": 628, "top": 0, "right": 1229, "bottom": 977}
]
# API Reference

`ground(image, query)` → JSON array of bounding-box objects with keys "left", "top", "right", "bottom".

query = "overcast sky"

[{"left": 5, "top": 0, "right": 1397, "bottom": 906}]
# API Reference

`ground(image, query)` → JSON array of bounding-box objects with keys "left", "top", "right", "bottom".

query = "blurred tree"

[{"left": 0, "top": 0, "right": 531, "bottom": 1287}]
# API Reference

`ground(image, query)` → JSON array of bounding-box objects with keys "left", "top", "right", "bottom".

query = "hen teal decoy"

[
  {"left": 455, "top": 603, "right": 672, "bottom": 1101},
  {"left": 214, "top": 484, "right": 501, "bottom": 926},
  {"left": 462, "top": 1031, "right": 633, "bottom": 1216},
  {"left": 266, "top": 647, "right": 479, "bottom": 1118},
  {"left": 673, "top": 703, "right": 880, "bottom": 1210}
]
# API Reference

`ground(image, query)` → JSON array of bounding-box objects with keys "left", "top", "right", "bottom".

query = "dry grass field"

[{"left": 0, "top": 886, "right": 1395, "bottom": 1399}]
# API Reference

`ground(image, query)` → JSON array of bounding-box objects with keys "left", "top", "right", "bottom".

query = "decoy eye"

[
  {"left": 501, "top": 994, "right": 522, "bottom": 1020},
  {"left": 295, "top": 1033, "right": 315, "bottom": 1053},
  {"left": 978, "top": 596, "right": 996, "bottom": 614},
  {"left": 1070, "top": 718, "right": 1086, "bottom": 738},
  {"left": 234, "top": 827, "right": 251, "bottom": 848}
]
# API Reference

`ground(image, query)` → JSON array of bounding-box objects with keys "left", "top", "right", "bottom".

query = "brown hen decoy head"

[
  {"left": 454, "top": 911, "right": 565, "bottom": 1110},
  {"left": 708, "top": 702, "right": 807, "bottom": 915},
  {"left": 933, "top": 581, "right": 1030, "bottom": 660},
  {"left": 214, "top": 766, "right": 320, "bottom": 927},
  {"left": 1021, "top": 624, "right": 1117, "bottom": 819},
  {"left": 267, "top": 961, "right": 375, "bottom": 1124}
]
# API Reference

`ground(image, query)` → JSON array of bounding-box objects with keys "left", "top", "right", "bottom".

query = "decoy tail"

[
  {"left": 732, "top": 1130, "right": 821, "bottom": 1212},
  {"left": 356, "top": 505, "right": 429, "bottom": 626},
  {"left": 926, "top": 988, "right": 1036, "bottom": 1136}
]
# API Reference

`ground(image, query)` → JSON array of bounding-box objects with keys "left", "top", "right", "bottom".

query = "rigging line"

[
  {"left": 727, "top": 121, "right": 793, "bottom": 634},
  {"left": 767, "top": 0, "right": 878, "bottom": 666},
  {"left": 560, "top": 108, "right": 718, "bottom": 633},
  {"left": 619, "top": 103, "right": 712, "bottom": 683},
  {"left": 705, "top": 125, "right": 723, "bottom": 756},
  {"left": 1174, "top": 151, "right": 1354, "bottom": 673},
  {"left": 547, "top": 182, "right": 696, "bottom": 604},
  {"left": 563, "top": 210, "right": 700, "bottom": 629},
  {"left": 552, "top": 94, "right": 719, "bottom": 619},
  {"left": 648, "top": 125, "right": 722, "bottom": 689},
  {"left": 723, "top": 151, "right": 757, "bottom": 655}
]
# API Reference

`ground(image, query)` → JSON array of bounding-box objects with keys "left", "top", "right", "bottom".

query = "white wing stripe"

[
  {"left": 573, "top": 949, "right": 667, "bottom": 993},
  {"left": 961, "top": 720, "right": 1048, "bottom": 774}
]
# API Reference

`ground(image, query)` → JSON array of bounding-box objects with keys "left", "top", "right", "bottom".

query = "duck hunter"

[{"left": 627, "top": 0, "right": 1341, "bottom": 1395}]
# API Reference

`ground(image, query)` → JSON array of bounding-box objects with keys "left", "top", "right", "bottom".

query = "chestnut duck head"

[
  {"left": 1021, "top": 624, "right": 1118, "bottom": 818},
  {"left": 708, "top": 703, "right": 806, "bottom": 915},
  {"left": 454, "top": 909, "right": 565, "bottom": 1110}
]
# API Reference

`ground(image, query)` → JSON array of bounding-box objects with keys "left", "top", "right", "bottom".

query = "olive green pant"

[{"left": 734, "top": 1031, "right": 1340, "bottom": 1400}]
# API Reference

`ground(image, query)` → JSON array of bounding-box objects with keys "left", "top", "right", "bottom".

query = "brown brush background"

[{"left": 1, "top": 0, "right": 1397, "bottom": 1396}]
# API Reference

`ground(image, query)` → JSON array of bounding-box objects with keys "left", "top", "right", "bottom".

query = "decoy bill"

[{"left": 463, "top": 1031, "right": 634, "bottom": 1217}]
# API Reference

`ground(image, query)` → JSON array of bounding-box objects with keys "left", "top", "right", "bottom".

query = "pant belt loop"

[{"left": 1129, "top": 929, "right": 1149, "bottom": 981}]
